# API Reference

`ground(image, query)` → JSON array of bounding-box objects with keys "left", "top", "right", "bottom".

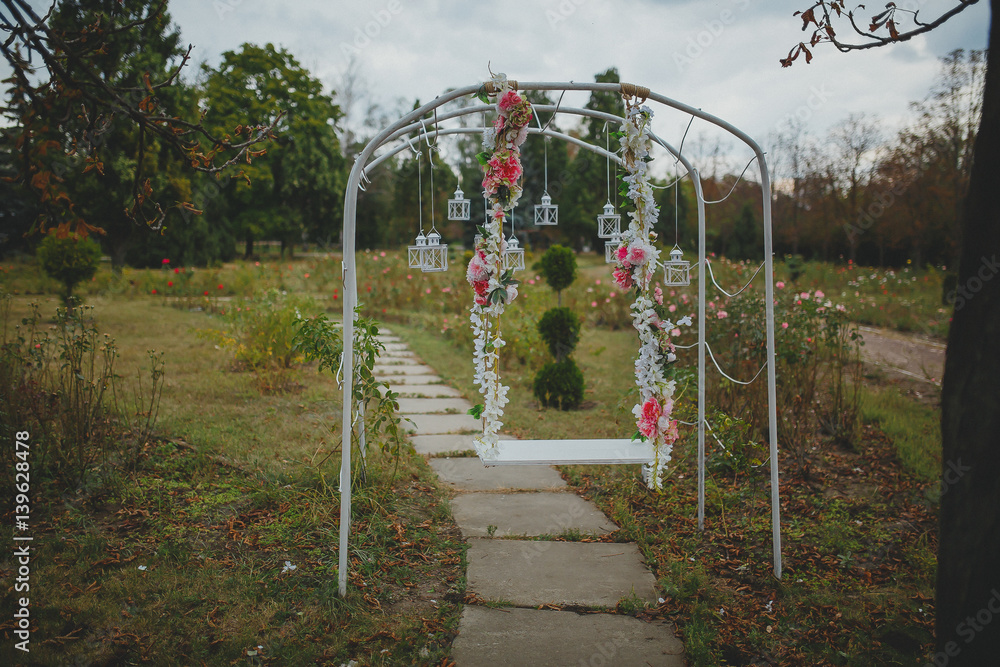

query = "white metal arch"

[{"left": 338, "top": 81, "right": 781, "bottom": 596}]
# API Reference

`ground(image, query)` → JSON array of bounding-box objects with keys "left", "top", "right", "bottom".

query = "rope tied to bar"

[{"left": 620, "top": 82, "right": 650, "bottom": 104}]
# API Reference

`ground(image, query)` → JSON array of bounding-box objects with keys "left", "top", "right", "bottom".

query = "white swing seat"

[{"left": 482, "top": 438, "right": 655, "bottom": 467}]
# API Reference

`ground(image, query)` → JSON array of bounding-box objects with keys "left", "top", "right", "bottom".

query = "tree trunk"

[
  {"left": 937, "top": 4, "right": 1000, "bottom": 663},
  {"left": 243, "top": 236, "right": 254, "bottom": 259}
]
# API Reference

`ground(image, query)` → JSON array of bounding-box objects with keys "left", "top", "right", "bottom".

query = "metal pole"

[
  {"left": 758, "top": 152, "right": 783, "bottom": 579},
  {"left": 694, "top": 170, "right": 707, "bottom": 532}
]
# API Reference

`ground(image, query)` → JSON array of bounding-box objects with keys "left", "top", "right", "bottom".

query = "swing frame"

[{"left": 337, "top": 81, "right": 783, "bottom": 596}]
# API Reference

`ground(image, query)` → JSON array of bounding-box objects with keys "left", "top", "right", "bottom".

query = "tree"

[
  {"left": 0, "top": 0, "right": 275, "bottom": 237},
  {"left": 829, "top": 112, "right": 881, "bottom": 262},
  {"left": 28, "top": 0, "right": 203, "bottom": 270},
  {"left": 784, "top": 2, "right": 999, "bottom": 662},
  {"left": 200, "top": 43, "right": 346, "bottom": 258},
  {"left": 36, "top": 232, "right": 101, "bottom": 305}
]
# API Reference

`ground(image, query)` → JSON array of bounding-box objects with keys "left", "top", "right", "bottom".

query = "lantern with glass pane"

[
  {"left": 448, "top": 185, "right": 470, "bottom": 221},
  {"left": 422, "top": 230, "right": 448, "bottom": 272},
  {"left": 597, "top": 201, "right": 621, "bottom": 239},
  {"left": 663, "top": 245, "right": 690, "bottom": 286},
  {"left": 605, "top": 232, "right": 622, "bottom": 264},
  {"left": 408, "top": 231, "right": 427, "bottom": 269},
  {"left": 502, "top": 212, "right": 525, "bottom": 272}
]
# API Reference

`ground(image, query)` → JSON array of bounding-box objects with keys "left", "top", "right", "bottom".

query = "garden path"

[
  {"left": 857, "top": 325, "right": 945, "bottom": 386},
  {"left": 374, "top": 330, "right": 686, "bottom": 666}
]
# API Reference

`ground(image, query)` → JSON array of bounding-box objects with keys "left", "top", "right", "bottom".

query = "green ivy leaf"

[
  {"left": 476, "top": 151, "right": 492, "bottom": 166},
  {"left": 468, "top": 404, "right": 485, "bottom": 419},
  {"left": 632, "top": 430, "right": 646, "bottom": 442}
]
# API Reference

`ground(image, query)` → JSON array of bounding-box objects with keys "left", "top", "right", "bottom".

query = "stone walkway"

[{"left": 375, "top": 330, "right": 686, "bottom": 666}]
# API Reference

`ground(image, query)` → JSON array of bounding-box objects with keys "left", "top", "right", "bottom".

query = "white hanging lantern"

[
  {"left": 663, "top": 245, "right": 691, "bottom": 286},
  {"left": 533, "top": 193, "right": 558, "bottom": 226},
  {"left": 422, "top": 230, "right": 448, "bottom": 273},
  {"left": 605, "top": 232, "right": 621, "bottom": 264},
  {"left": 597, "top": 201, "right": 621, "bottom": 239},
  {"left": 448, "top": 186, "right": 470, "bottom": 221},
  {"left": 502, "top": 234, "right": 525, "bottom": 272},
  {"left": 408, "top": 231, "right": 427, "bottom": 269}
]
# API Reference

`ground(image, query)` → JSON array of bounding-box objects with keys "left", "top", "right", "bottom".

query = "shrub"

[
  {"left": 540, "top": 244, "right": 577, "bottom": 303},
  {"left": 201, "top": 289, "right": 320, "bottom": 392},
  {"left": 0, "top": 296, "right": 164, "bottom": 489},
  {"left": 532, "top": 358, "right": 585, "bottom": 410},
  {"left": 537, "top": 307, "right": 581, "bottom": 361},
  {"left": 36, "top": 232, "right": 102, "bottom": 304}
]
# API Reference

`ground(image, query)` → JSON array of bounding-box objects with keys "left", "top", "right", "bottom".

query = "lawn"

[
  {"left": 0, "top": 292, "right": 464, "bottom": 666},
  {"left": 1, "top": 249, "right": 945, "bottom": 665}
]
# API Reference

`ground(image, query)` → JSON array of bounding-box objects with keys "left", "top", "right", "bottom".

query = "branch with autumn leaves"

[
  {"left": 781, "top": 0, "right": 981, "bottom": 66},
  {"left": 1, "top": 0, "right": 280, "bottom": 237}
]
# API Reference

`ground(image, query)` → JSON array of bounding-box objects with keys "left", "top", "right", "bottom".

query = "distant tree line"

[{"left": 1, "top": 2, "right": 982, "bottom": 272}]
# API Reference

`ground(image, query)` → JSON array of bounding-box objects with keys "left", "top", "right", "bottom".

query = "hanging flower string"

[
  {"left": 466, "top": 74, "right": 531, "bottom": 460},
  {"left": 613, "top": 104, "right": 691, "bottom": 490}
]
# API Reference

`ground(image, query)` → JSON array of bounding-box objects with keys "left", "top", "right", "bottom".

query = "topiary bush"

[
  {"left": 540, "top": 244, "right": 577, "bottom": 305},
  {"left": 36, "top": 232, "right": 102, "bottom": 305},
  {"left": 537, "top": 306, "right": 581, "bottom": 362},
  {"left": 532, "top": 358, "right": 585, "bottom": 410}
]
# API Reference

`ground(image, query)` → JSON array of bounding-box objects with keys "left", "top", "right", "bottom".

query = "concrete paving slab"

[
  {"left": 410, "top": 433, "right": 477, "bottom": 455},
  {"left": 386, "top": 374, "right": 446, "bottom": 386},
  {"left": 376, "top": 352, "right": 419, "bottom": 362},
  {"left": 451, "top": 606, "right": 685, "bottom": 667},
  {"left": 429, "top": 458, "right": 566, "bottom": 491},
  {"left": 451, "top": 493, "right": 616, "bottom": 537},
  {"left": 466, "top": 540, "right": 658, "bottom": 607},
  {"left": 405, "top": 413, "right": 481, "bottom": 434},
  {"left": 381, "top": 342, "right": 408, "bottom": 351},
  {"left": 376, "top": 335, "right": 401, "bottom": 343},
  {"left": 374, "top": 364, "right": 436, "bottom": 376},
  {"left": 385, "top": 384, "right": 463, "bottom": 399},
  {"left": 397, "top": 397, "right": 473, "bottom": 414}
]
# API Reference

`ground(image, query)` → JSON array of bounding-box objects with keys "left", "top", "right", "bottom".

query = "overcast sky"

[
  {"left": 164, "top": 0, "right": 989, "bottom": 153},
  {"left": 4, "top": 1, "right": 990, "bottom": 166}
]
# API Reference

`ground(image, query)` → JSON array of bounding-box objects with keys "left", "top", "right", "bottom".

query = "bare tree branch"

[{"left": 781, "top": 1, "right": 982, "bottom": 66}]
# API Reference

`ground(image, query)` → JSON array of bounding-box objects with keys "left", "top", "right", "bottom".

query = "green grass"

[
  {"left": 860, "top": 384, "right": 941, "bottom": 482},
  {"left": 1, "top": 251, "right": 950, "bottom": 665},
  {"left": 0, "top": 293, "right": 464, "bottom": 665}
]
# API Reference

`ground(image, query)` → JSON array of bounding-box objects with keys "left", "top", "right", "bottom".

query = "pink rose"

[
  {"left": 637, "top": 397, "right": 661, "bottom": 438},
  {"left": 627, "top": 244, "right": 650, "bottom": 266},
  {"left": 654, "top": 287, "right": 663, "bottom": 306},
  {"left": 616, "top": 245, "right": 629, "bottom": 262},
  {"left": 776, "top": 281, "right": 785, "bottom": 289},
  {"left": 467, "top": 255, "right": 488, "bottom": 283},
  {"left": 613, "top": 267, "right": 633, "bottom": 289},
  {"left": 498, "top": 90, "right": 522, "bottom": 112}
]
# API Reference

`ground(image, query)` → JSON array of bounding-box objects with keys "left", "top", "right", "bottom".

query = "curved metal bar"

[{"left": 362, "top": 126, "right": 622, "bottom": 178}]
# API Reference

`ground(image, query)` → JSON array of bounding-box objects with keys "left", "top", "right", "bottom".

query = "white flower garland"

[
  {"left": 613, "top": 105, "right": 685, "bottom": 491},
  {"left": 467, "top": 74, "right": 530, "bottom": 459}
]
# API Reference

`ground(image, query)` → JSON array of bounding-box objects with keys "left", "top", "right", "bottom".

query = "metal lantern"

[
  {"left": 597, "top": 201, "right": 621, "bottom": 239},
  {"left": 533, "top": 193, "right": 558, "bottom": 226},
  {"left": 663, "top": 245, "right": 691, "bottom": 286},
  {"left": 605, "top": 232, "right": 621, "bottom": 264},
  {"left": 422, "top": 230, "right": 448, "bottom": 272},
  {"left": 502, "top": 234, "right": 525, "bottom": 272},
  {"left": 448, "top": 186, "right": 470, "bottom": 221},
  {"left": 408, "top": 231, "right": 427, "bottom": 269}
]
